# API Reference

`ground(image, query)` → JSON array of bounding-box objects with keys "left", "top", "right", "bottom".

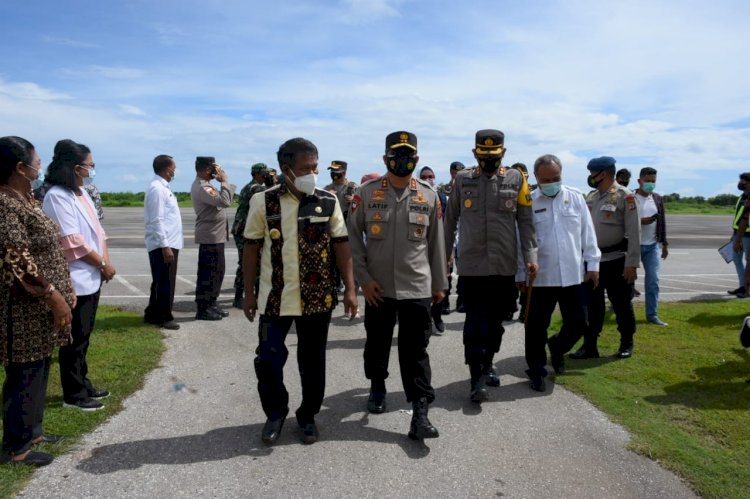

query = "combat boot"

[
  {"left": 408, "top": 397, "right": 439, "bottom": 440},
  {"left": 469, "top": 365, "right": 489, "bottom": 403}
]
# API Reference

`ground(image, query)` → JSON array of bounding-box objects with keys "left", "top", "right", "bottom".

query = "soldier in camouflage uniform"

[{"left": 231, "top": 163, "right": 268, "bottom": 308}]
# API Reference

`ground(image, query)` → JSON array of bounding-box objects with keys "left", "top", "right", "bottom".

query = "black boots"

[
  {"left": 408, "top": 397, "right": 439, "bottom": 440},
  {"left": 232, "top": 289, "right": 243, "bottom": 309}
]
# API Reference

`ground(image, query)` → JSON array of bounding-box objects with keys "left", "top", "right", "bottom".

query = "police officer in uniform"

[
  {"left": 444, "top": 129, "right": 538, "bottom": 403},
  {"left": 190, "top": 156, "right": 236, "bottom": 320},
  {"left": 231, "top": 163, "right": 268, "bottom": 308},
  {"left": 348, "top": 131, "right": 447, "bottom": 440},
  {"left": 324, "top": 161, "right": 358, "bottom": 220},
  {"left": 570, "top": 156, "right": 641, "bottom": 359}
]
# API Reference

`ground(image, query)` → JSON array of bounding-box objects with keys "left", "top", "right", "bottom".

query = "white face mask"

[{"left": 289, "top": 170, "right": 317, "bottom": 196}]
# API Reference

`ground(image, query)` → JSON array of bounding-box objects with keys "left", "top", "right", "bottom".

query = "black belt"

[{"left": 600, "top": 238, "right": 628, "bottom": 254}]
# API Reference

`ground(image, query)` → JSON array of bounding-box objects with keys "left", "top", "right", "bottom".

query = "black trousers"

[
  {"left": 2, "top": 357, "right": 50, "bottom": 455},
  {"left": 363, "top": 297, "right": 435, "bottom": 403},
  {"left": 525, "top": 284, "right": 588, "bottom": 376},
  {"left": 254, "top": 312, "right": 331, "bottom": 422},
  {"left": 196, "top": 243, "right": 225, "bottom": 310},
  {"left": 233, "top": 235, "right": 244, "bottom": 294},
  {"left": 584, "top": 256, "right": 636, "bottom": 348},
  {"left": 144, "top": 248, "right": 179, "bottom": 325},
  {"left": 60, "top": 291, "right": 100, "bottom": 403},
  {"left": 461, "top": 275, "right": 516, "bottom": 369}
]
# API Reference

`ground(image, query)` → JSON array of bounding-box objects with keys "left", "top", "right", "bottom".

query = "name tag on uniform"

[
  {"left": 309, "top": 216, "right": 330, "bottom": 223},
  {"left": 600, "top": 204, "right": 617, "bottom": 212},
  {"left": 534, "top": 208, "right": 547, "bottom": 213}
]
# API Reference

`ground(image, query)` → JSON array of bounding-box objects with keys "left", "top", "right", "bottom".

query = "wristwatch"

[{"left": 99, "top": 260, "right": 107, "bottom": 271}]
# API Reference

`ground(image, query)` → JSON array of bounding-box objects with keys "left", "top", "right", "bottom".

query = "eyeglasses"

[
  {"left": 24, "top": 162, "right": 41, "bottom": 171},
  {"left": 77, "top": 163, "right": 96, "bottom": 169}
]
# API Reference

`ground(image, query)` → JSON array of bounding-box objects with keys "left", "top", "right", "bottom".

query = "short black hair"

[
  {"left": 511, "top": 162, "right": 528, "bottom": 174},
  {"left": 277, "top": 138, "right": 318, "bottom": 169},
  {"left": 0, "top": 136, "right": 35, "bottom": 185},
  {"left": 740, "top": 172, "right": 750, "bottom": 182},
  {"left": 45, "top": 139, "right": 91, "bottom": 192},
  {"left": 639, "top": 167, "right": 657, "bottom": 177},
  {"left": 153, "top": 154, "right": 174, "bottom": 174},
  {"left": 616, "top": 168, "right": 631, "bottom": 178}
]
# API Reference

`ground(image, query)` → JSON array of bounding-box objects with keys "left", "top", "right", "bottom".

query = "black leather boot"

[
  {"left": 232, "top": 289, "right": 244, "bottom": 309},
  {"left": 408, "top": 397, "right": 439, "bottom": 440}
]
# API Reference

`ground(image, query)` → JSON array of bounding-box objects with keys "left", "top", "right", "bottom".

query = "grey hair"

[{"left": 533, "top": 154, "right": 562, "bottom": 174}]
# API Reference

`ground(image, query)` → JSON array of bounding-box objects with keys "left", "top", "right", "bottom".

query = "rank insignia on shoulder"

[
  {"left": 626, "top": 194, "right": 636, "bottom": 210},
  {"left": 203, "top": 185, "right": 218, "bottom": 196}
]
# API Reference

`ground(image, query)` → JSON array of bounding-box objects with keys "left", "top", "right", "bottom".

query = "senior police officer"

[
  {"left": 231, "top": 163, "right": 268, "bottom": 308},
  {"left": 190, "top": 156, "right": 236, "bottom": 321},
  {"left": 348, "top": 131, "right": 447, "bottom": 440},
  {"left": 570, "top": 156, "right": 641, "bottom": 359},
  {"left": 324, "top": 161, "right": 358, "bottom": 220},
  {"left": 444, "top": 129, "right": 538, "bottom": 403}
]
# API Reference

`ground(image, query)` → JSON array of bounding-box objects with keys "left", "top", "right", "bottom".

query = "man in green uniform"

[
  {"left": 323, "top": 161, "right": 358, "bottom": 220},
  {"left": 231, "top": 163, "right": 268, "bottom": 308}
]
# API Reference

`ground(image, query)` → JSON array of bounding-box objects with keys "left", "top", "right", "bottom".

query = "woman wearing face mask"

[
  {"left": 0, "top": 136, "right": 75, "bottom": 466},
  {"left": 42, "top": 139, "right": 116, "bottom": 412}
]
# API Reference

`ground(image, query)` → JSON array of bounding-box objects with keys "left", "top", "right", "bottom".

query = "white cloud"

[
  {"left": 0, "top": 79, "right": 69, "bottom": 101},
  {"left": 119, "top": 104, "right": 146, "bottom": 116},
  {"left": 338, "top": 0, "right": 401, "bottom": 23},
  {"left": 42, "top": 36, "right": 98, "bottom": 48}
]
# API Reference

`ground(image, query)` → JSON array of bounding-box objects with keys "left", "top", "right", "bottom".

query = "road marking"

[
  {"left": 114, "top": 275, "right": 143, "bottom": 294},
  {"left": 660, "top": 277, "right": 731, "bottom": 289},
  {"left": 176, "top": 276, "right": 195, "bottom": 286}
]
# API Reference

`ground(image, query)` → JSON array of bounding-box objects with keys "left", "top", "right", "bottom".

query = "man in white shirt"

[
  {"left": 516, "top": 154, "right": 600, "bottom": 391},
  {"left": 635, "top": 167, "right": 669, "bottom": 326},
  {"left": 144, "top": 155, "right": 183, "bottom": 330}
]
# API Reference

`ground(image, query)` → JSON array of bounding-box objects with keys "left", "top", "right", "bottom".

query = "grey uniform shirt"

[
  {"left": 444, "top": 167, "right": 537, "bottom": 276},
  {"left": 585, "top": 182, "right": 641, "bottom": 267},
  {"left": 347, "top": 175, "right": 448, "bottom": 300},
  {"left": 191, "top": 176, "right": 236, "bottom": 244},
  {"left": 324, "top": 180, "right": 358, "bottom": 215}
]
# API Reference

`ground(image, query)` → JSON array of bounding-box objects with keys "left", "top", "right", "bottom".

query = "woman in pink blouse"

[{"left": 42, "top": 139, "right": 117, "bottom": 412}]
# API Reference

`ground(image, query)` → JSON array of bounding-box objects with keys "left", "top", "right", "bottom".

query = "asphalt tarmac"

[{"left": 20, "top": 208, "right": 735, "bottom": 498}]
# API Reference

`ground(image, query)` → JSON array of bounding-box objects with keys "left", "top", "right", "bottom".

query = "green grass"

[
  {"left": 663, "top": 202, "right": 734, "bottom": 215},
  {"left": 550, "top": 300, "right": 750, "bottom": 498},
  {"left": 101, "top": 192, "right": 238, "bottom": 208},
  {"left": 0, "top": 306, "right": 164, "bottom": 497}
]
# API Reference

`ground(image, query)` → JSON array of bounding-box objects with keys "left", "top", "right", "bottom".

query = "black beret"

[
  {"left": 450, "top": 161, "right": 465, "bottom": 171},
  {"left": 196, "top": 156, "right": 216, "bottom": 167},
  {"left": 475, "top": 129, "right": 505, "bottom": 154},
  {"left": 587, "top": 156, "right": 617, "bottom": 172},
  {"left": 328, "top": 160, "right": 348, "bottom": 172},
  {"left": 385, "top": 131, "right": 417, "bottom": 152}
]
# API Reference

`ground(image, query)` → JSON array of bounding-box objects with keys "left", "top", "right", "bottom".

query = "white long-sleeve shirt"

[
  {"left": 517, "top": 185, "right": 600, "bottom": 287},
  {"left": 144, "top": 175, "right": 184, "bottom": 252}
]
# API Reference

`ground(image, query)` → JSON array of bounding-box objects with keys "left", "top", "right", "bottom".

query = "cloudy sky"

[{"left": 1, "top": 0, "right": 749, "bottom": 195}]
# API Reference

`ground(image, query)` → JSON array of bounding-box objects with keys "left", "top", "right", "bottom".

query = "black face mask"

[
  {"left": 478, "top": 156, "right": 501, "bottom": 173},
  {"left": 264, "top": 176, "right": 275, "bottom": 187},
  {"left": 588, "top": 173, "right": 603, "bottom": 188},
  {"left": 386, "top": 153, "right": 417, "bottom": 177},
  {"left": 331, "top": 172, "right": 343, "bottom": 181},
  {"left": 739, "top": 182, "right": 746, "bottom": 191}
]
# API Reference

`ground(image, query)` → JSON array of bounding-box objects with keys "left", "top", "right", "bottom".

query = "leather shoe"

[
  {"left": 433, "top": 321, "right": 445, "bottom": 335},
  {"left": 261, "top": 417, "right": 285, "bottom": 445},
  {"left": 616, "top": 345, "right": 634, "bottom": 359},
  {"left": 470, "top": 377, "right": 489, "bottom": 403},
  {"left": 161, "top": 320, "right": 180, "bottom": 330},
  {"left": 4, "top": 450, "right": 53, "bottom": 467},
  {"left": 209, "top": 306, "right": 229, "bottom": 317},
  {"left": 569, "top": 346, "right": 599, "bottom": 359},
  {"left": 530, "top": 377, "right": 546, "bottom": 392},
  {"left": 367, "top": 391, "right": 386, "bottom": 414},
  {"left": 196, "top": 309, "right": 222, "bottom": 321},
  {"left": 483, "top": 367, "right": 500, "bottom": 387},
  {"left": 299, "top": 422, "right": 319, "bottom": 445},
  {"left": 32, "top": 434, "right": 63, "bottom": 445}
]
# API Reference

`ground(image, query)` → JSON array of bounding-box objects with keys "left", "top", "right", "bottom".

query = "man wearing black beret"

[{"left": 570, "top": 156, "right": 641, "bottom": 359}]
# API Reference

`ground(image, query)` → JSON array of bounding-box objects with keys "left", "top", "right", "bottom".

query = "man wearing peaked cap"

[
  {"left": 191, "top": 156, "right": 236, "bottom": 320},
  {"left": 324, "top": 161, "right": 358, "bottom": 221},
  {"left": 444, "top": 129, "right": 538, "bottom": 403},
  {"left": 569, "top": 156, "right": 641, "bottom": 360},
  {"left": 347, "top": 130, "right": 447, "bottom": 440},
  {"left": 231, "top": 162, "right": 269, "bottom": 308}
]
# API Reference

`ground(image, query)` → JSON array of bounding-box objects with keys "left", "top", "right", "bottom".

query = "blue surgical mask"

[
  {"left": 539, "top": 181, "right": 562, "bottom": 197},
  {"left": 642, "top": 182, "right": 655, "bottom": 193}
]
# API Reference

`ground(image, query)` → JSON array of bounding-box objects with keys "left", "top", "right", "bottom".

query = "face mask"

[
  {"left": 587, "top": 173, "right": 602, "bottom": 188},
  {"left": 386, "top": 154, "right": 417, "bottom": 177},
  {"left": 642, "top": 182, "right": 655, "bottom": 193},
  {"left": 739, "top": 182, "right": 746, "bottom": 191},
  {"left": 289, "top": 170, "right": 317, "bottom": 196},
  {"left": 618, "top": 179, "right": 629, "bottom": 188},
  {"left": 331, "top": 172, "right": 343, "bottom": 181},
  {"left": 478, "top": 157, "right": 501, "bottom": 173},
  {"left": 264, "top": 176, "right": 275, "bottom": 188},
  {"left": 421, "top": 177, "right": 435, "bottom": 186},
  {"left": 539, "top": 181, "right": 562, "bottom": 197},
  {"left": 20, "top": 162, "right": 40, "bottom": 186}
]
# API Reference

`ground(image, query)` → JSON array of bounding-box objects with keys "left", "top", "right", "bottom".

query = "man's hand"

[
  {"left": 516, "top": 281, "right": 527, "bottom": 291},
  {"left": 640, "top": 216, "right": 656, "bottom": 225},
  {"left": 344, "top": 194, "right": 353, "bottom": 203},
  {"left": 362, "top": 280, "right": 385, "bottom": 306},
  {"left": 584, "top": 271, "right": 599, "bottom": 289},
  {"left": 343, "top": 286, "right": 358, "bottom": 319},
  {"left": 101, "top": 263, "right": 116, "bottom": 282},
  {"left": 431, "top": 290, "right": 445, "bottom": 305},
  {"left": 216, "top": 170, "right": 228, "bottom": 183},
  {"left": 526, "top": 262, "right": 539, "bottom": 281},
  {"left": 623, "top": 266, "right": 637, "bottom": 284},
  {"left": 162, "top": 247, "right": 175, "bottom": 264},
  {"left": 734, "top": 237, "right": 743, "bottom": 253},
  {"left": 243, "top": 292, "right": 258, "bottom": 322},
  {"left": 661, "top": 244, "right": 669, "bottom": 260}
]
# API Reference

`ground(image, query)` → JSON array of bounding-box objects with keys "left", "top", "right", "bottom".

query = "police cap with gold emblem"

[
  {"left": 587, "top": 156, "right": 617, "bottom": 172},
  {"left": 251, "top": 162, "right": 268, "bottom": 175},
  {"left": 474, "top": 129, "right": 505, "bottom": 155},
  {"left": 385, "top": 131, "right": 417, "bottom": 152},
  {"left": 328, "top": 160, "right": 348, "bottom": 172}
]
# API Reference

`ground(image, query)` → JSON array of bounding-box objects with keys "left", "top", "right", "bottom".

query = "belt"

[{"left": 600, "top": 238, "right": 628, "bottom": 254}]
